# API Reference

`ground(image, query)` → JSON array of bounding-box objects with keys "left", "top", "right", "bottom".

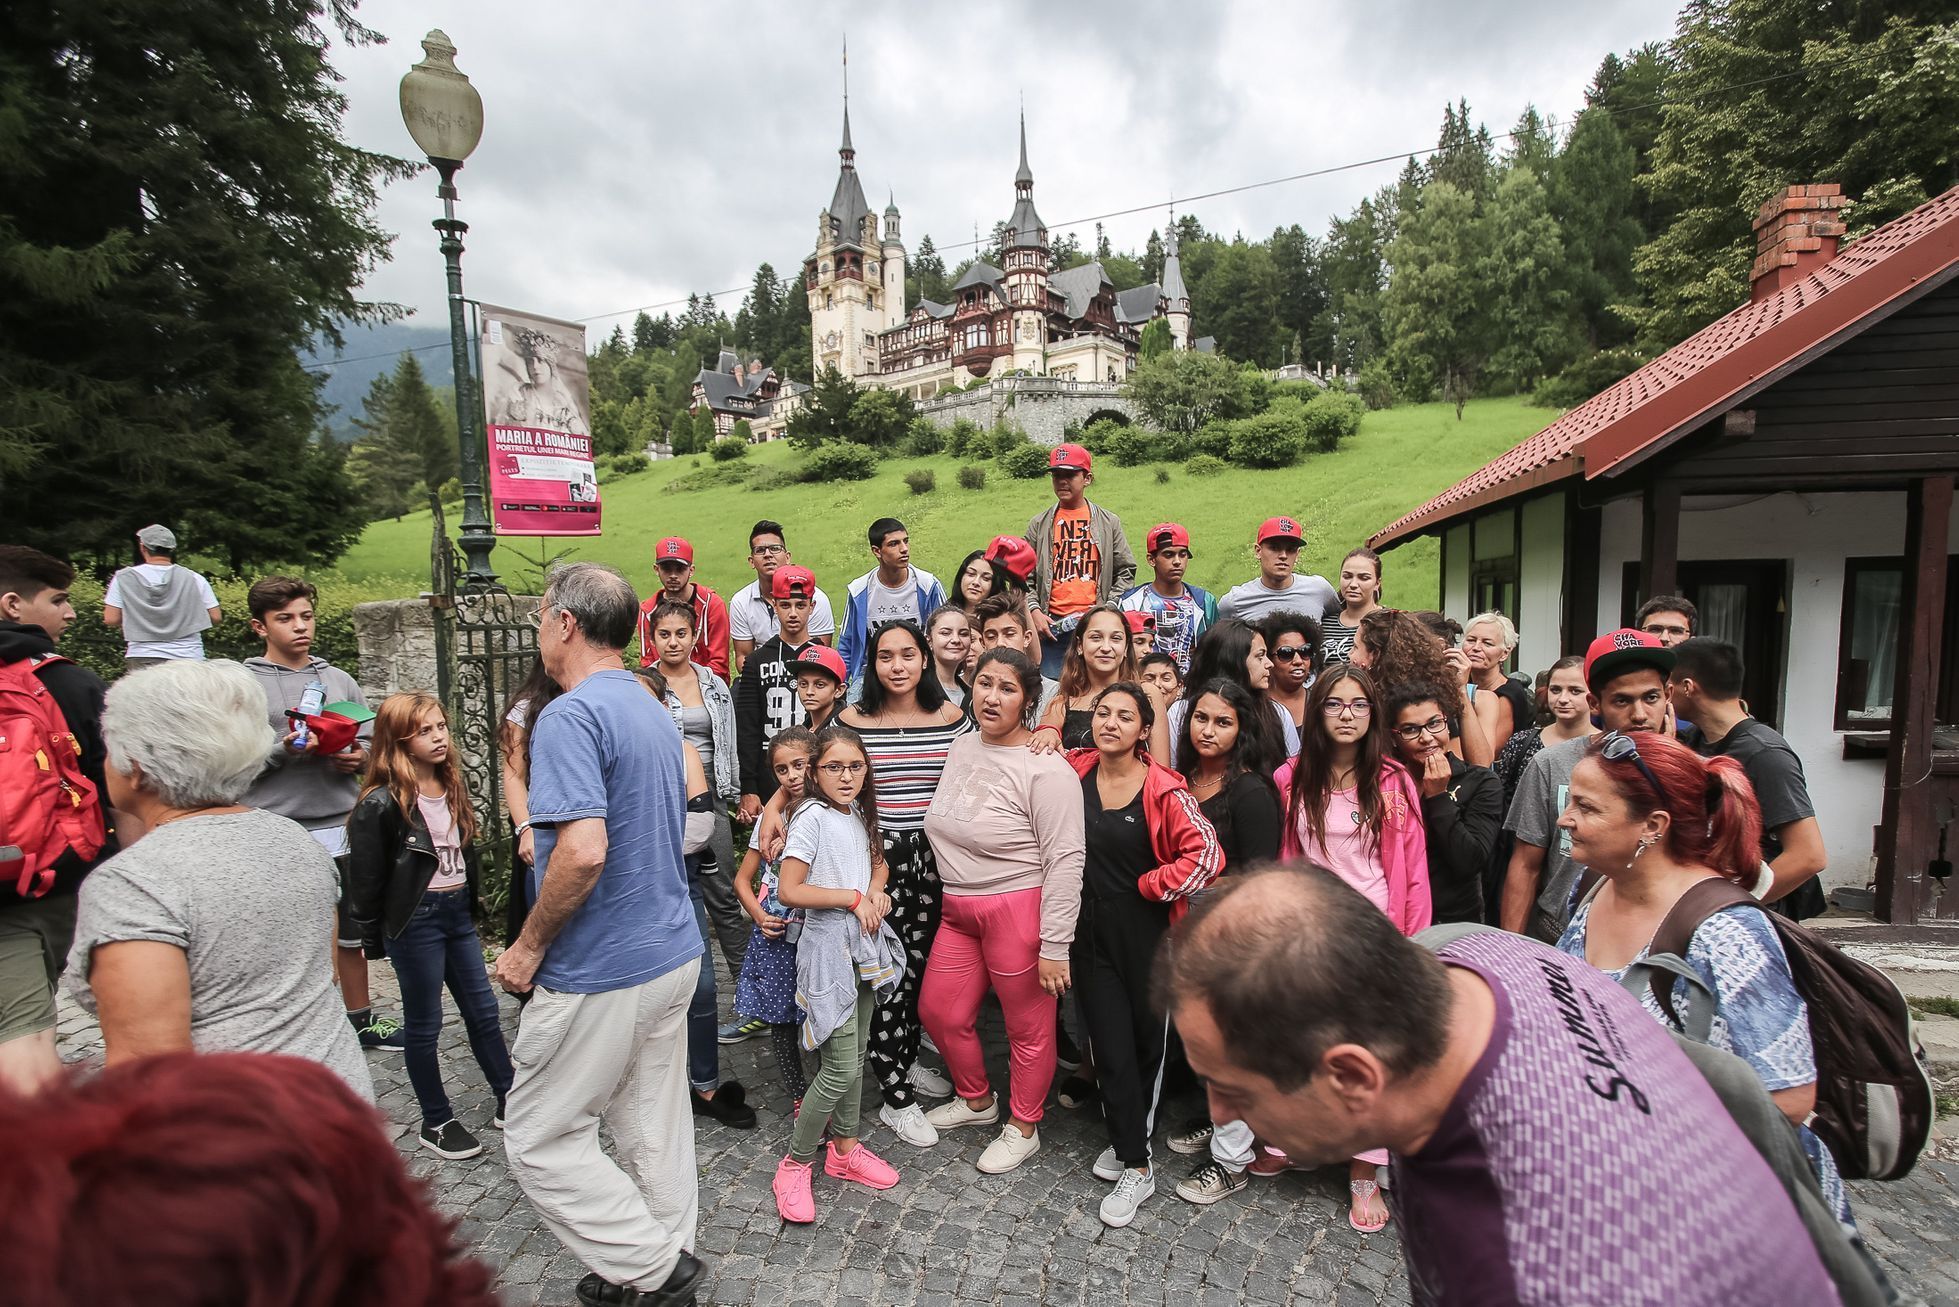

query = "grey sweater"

[{"left": 241, "top": 656, "right": 370, "bottom": 827}]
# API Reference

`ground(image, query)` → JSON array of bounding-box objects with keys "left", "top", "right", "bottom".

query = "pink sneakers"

[
  {"left": 824, "top": 1140, "right": 900, "bottom": 1190},
  {"left": 773, "top": 1156, "right": 815, "bottom": 1223}
]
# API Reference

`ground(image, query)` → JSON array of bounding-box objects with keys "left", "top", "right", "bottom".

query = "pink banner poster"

[{"left": 480, "top": 304, "right": 600, "bottom": 535}]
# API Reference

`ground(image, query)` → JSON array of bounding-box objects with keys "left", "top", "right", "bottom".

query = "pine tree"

[
  {"left": 1095, "top": 223, "right": 1113, "bottom": 261},
  {"left": 1142, "top": 230, "right": 1165, "bottom": 285},
  {"left": 0, "top": 0, "right": 392, "bottom": 568},
  {"left": 1481, "top": 168, "right": 1578, "bottom": 390},
  {"left": 670, "top": 408, "right": 695, "bottom": 455},
  {"left": 1383, "top": 182, "right": 1491, "bottom": 416},
  {"left": 910, "top": 235, "right": 949, "bottom": 308},
  {"left": 1429, "top": 99, "right": 1495, "bottom": 206},
  {"left": 693, "top": 406, "right": 718, "bottom": 449},
  {"left": 1551, "top": 109, "right": 1644, "bottom": 348},
  {"left": 633, "top": 312, "right": 659, "bottom": 353},
  {"left": 1506, "top": 105, "right": 1557, "bottom": 181},
  {"left": 1138, "top": 318, "right": 1173, "bottom": 361},
  {"left": 347, "top": 365, "right": 428, "bottom": 521},
  {"left": 786, "top": 365, "right": 861, "bottom": 449}
]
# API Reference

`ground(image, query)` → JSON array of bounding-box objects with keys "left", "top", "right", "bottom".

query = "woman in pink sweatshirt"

[
  {"left": 918, "top": 647, "right": 1085, "bottom": 1177},
  {"left": 1273, "top": 661, "right": 1430, "bottom": 1233}
]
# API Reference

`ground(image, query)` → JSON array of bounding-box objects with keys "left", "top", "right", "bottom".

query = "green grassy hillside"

[{"left": 335, "top": 396, "right": 1546, "bottom": 607}]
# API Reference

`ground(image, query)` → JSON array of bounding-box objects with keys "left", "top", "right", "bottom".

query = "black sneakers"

[
  {"left": 576, "top": 1252, "right": 705, "bottom": 1305},
  {"left": 690, "top": 1081, "right": 758, "bottom": 1130},
  {"left": 352, "top": 1012, "right": 405, "bottom": 1050},
  {"left": 418, "top": 1118, "right": 483, "bottom": 1160}
]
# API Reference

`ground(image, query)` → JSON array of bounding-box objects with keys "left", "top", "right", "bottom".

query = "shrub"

[
  {"left": 904, "top": 469, "right": 936, "bottom": 496},
  {"left": 746, "top": 467, "right": 799, "bottom": 493},
  {"left": 1076, "top": 417, "right": 1129, "bottom": 456},
  {"left": 957, "top": 464, "right": 987, "bottom": 491},
  {"left": 944, "top": 418, "right": 984, "bottom": 458},
  {"left": 1300, "top": 389, "right": 1366, "bottom": 452},
  {"left": 999, "top": 443, "right": 1051, "bottom": 480},
  {"left": 709, "top": 438, "right": 746, "bottom": 462},
  {"left": 1105, "top": 427, "right": 1159, "bottom": 468},
  {"left": 1184, "top": 453, "right": 1227, "bottom": 478},
  {"left": 986, "top": 422, "right": 1030, "bottom": 459},
  {"left": 1192, "top": 421, "right": 1233, "bottom": 460},
  {"left": 1228, "top": 407, "right": 1307, "bottom": 469},
  {"left": 801, "top": 442, "right": 879, "bottom": 482},
  {"left": 1531, "top": 346, "right": 1645, "bottom": 409},
  {"left": 902, "top": 417, "right": 944, "bottom": 456},
  {"left": 437, "top": 476, "right": 462, "bottom": 505},
  {"left": 608, "top": 452, "right": 650, "bottom": 476},
  {"left": 1356, "top": 361, "right": 1398, "bottom": 410},
  {"left": 1154, "top": 467, "right": 1171, "bottom": 485}
]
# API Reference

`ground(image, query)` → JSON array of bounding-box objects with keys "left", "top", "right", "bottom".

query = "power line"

[{"left": 307, "top": 59, "right": 1830, "bottom": 375}]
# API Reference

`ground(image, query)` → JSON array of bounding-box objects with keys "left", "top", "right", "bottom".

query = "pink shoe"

[
  {"left": 773, "top": 1156, "right": 816, "bottom": 1223},
  {"left": 824, "top": 1140, "right": 900, "bottom": 1190}
]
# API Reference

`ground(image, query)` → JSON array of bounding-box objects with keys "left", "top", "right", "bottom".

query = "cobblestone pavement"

[{"left": 56, "top": 962, "right": 1959, "bottom": 1306}]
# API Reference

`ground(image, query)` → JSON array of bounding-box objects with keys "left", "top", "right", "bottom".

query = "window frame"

[{"left": 1832, "top": 554, "right": 1959, "bottom": 731}]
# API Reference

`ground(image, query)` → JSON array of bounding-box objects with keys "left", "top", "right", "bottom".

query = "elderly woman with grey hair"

[
  {"left": 1460, "top": 610, "right": 1533, "bottom": 758},
  {"left": 64, "top": 660, "right": 372, "bottom": 1098}
]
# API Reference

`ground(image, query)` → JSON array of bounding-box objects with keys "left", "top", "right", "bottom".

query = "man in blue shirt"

[{"left": 494, "top": 562, "right": 706, "bottom": 1307}]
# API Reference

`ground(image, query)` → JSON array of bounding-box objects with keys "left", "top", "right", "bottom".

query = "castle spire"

[
  {"left": 1015, "top": 104, "right": 1033, "bottom": 189},
  {"left": 839, "top": 35, "right": 854, "bottom": 161}
]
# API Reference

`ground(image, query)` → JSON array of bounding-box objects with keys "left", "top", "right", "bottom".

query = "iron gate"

[{"left": 429, "top": 500, "right": 538, "bottom": 930}]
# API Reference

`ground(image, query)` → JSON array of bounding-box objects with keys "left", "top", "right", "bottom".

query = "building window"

[{"left": 1835, "top": 556, "right": 1959, "bottom": 730}]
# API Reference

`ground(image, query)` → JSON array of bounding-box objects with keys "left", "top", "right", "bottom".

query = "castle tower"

[
  {"left": 882, "top": 192, "right": 906, "bottom": 331},
  {"left": 1162, "top": 223, "right": 1191, "bottom": 351},
  {"left": 804, "top": 99, "right": 881, "bottom": 379},
  {"left": 1002, "top": 111, "right": 1049, "bottom": 374}
]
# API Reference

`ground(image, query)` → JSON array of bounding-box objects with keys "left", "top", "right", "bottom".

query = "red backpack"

[{"left": 0, "top": 654, "right": 106, "bottom": 899}]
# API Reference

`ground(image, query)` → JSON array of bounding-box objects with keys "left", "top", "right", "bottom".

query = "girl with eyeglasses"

[
  {"left": 771, "top": 725, "right": 905, "bottom": 1223},
  {"left": 1269, "top": 662, "right": 1430, "bottom": 1232},
  {"left": 1257, "top": 610, "right": 1321, "bottom": 738},
  {"left": 1554, "top": 731, "right": 1853, "bottom": 1232}
]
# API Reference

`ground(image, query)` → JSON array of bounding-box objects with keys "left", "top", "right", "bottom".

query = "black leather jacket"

[{"left": 346, "top": 786, "right": 482, "bottom": 957}]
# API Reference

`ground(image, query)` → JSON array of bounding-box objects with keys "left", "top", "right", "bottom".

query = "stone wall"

[
  {"left": 352, "top": 597, "right": 440, "bottom": 705},
  {"left": 915, "top": 376, "right": 1140, "bottom": 445}
]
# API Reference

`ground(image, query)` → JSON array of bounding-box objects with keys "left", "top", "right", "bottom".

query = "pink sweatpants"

[{"left": 918, "top": 887, "right": 1056, "bottom": 1125}]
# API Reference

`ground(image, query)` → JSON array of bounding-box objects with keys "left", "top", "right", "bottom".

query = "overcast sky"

[{"left": 332, "top": 0, "right": 1680, "bottom": 345}]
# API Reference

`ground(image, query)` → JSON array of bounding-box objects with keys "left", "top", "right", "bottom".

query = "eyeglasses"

[
  {"left": 818, "top": 761, "right": 867, "bottom": 776},
  {"left": 1393, "top": 715, "right": 1450, "bottom": 741},
  {"left": 1641, "top": 622, "right": 1690, "bottom": 639},
  {"left": 1599, "top": 731, "right": 1668, "bottom": 806},
  {"left": 751, "top": 544, "right": 787, "bottom": 558},
  {"left": 1322, "top": 699, "right": 1372, "bottom": 718},
  {"left": 1271, "top": 645, "right": 1310, "bottom": 662},
  {"left": 524, "top": 605, "right": 546, "bottom": 628}
]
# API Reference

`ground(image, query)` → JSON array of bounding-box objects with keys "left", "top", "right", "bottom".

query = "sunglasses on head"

[{"left": 1599, "top": 730, "right": 1669, "bottom": 807}]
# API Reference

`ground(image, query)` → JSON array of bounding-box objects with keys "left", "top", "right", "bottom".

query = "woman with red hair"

[
  {"left": 0, "top": 1051, "right": 497, "bottom": 1306},
  {"left": 1555, "top": 731, "right": 1853, "bottom": 1230}
]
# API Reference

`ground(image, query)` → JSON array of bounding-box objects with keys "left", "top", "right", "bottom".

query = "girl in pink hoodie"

[{"left": 1274, "top": 661, "right": 1430, "bottom": 1233}]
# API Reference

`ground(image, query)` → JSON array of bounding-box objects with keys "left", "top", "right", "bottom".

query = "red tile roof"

[{"left": 1370, "top": 185, "right": 1959, "bottom": 548}]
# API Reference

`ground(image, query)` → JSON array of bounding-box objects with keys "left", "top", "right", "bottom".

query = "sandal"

[{"left": 1348, "top": 1178, "right": 1389, "bottom": 1233}]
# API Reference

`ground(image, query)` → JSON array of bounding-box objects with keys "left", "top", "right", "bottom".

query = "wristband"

[
  {"left": 514, "top": 820, "right": 533, "bottom": 837},
  {"left": 850, "top": 890, "right": 863, "bottom": 911}
]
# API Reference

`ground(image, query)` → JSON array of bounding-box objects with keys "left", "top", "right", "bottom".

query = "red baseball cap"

[
  {"left": 1123, "top": 610, "right": 1156, "bottom": 635},
  {"left": 1048, "top": 443, "right": 1092, "bottom": 473},
  {"left": 787, "top": 643, "right": 848, "bottom": 684},
  {"left": 654, "top": 537, "right": 694, "bottom": 565},
  {"left": 1145, "top": 522, "right": 1190, "bottom": 554},
  {"left": 771, "top": 564, "right": 816, "bottom": 600},
  {"left": 287, "top": 708, "right": 362, "bottom": 756},
  {"left": 984, "top": 535, "right": 1038, "bottom": 582},
  {"left": 1583, "top": 628, "right": 1676, "bottom": 693},
  {"left": 1256, "top": 516, "right": 1305, "bottom": 546}
]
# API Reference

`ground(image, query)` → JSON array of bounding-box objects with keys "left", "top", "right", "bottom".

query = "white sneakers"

[
  {"left": 906, "top": 1061, "right": 952, "bottom": 1099},
  {"left": 879, "top": 1102, "right": 940, "bottom": 1148},
  {"left": 976, "top": 1124, "right": 1041, "bottom": 1174},
  {"left": 1091, "top": 1145, "right": 1124, "bottom": 1182},
  {"left": 1099, "top": 1167, "right": 1155, "bottom": 1228},
  {"left": 925, "top": 1095, "right": 999, "bottom": 1131}
]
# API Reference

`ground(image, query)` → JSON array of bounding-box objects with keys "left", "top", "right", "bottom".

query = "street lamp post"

[{"left": 399, "top": 30, "right": 497, "bottom": 587}]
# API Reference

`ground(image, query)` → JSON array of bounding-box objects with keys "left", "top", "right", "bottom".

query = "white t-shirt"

[
  {"left": 103, "top": 564, "right": 220, "bottom": 660},
  {"left": 728, "top": 578, "right": 837, "bottom": 645},
  {"left": 869, "top": 575, "right": 920, "bottom": 626},
  {"left": 417, "top": 793, "right": 470, "bottom": 892}
]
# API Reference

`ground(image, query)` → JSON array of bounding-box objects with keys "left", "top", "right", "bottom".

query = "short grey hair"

[
  {"left": 104, "top": 660, "right": 277, "bottom": 808},
  {"left": 544, "top": 562, "right": 638, "bottom": 651},
  {"left": 1465, "top": 611, "right": 1518, "bottom": 655}
]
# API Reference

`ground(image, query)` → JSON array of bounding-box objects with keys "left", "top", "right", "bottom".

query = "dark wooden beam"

[
  {"left": 1639, "top": 480, "right": 1682, "bottom": 600},
  {"left": 1876, "top": 475, "right": 1955, "bottom": 924}
]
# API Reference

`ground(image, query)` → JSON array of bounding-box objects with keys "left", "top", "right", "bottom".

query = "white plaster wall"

[
  {"left": 1519, "top": 495, "right": 1566, "bottom": 675},
  {"left": 1596, "top": 490, "right": 1959, "bottom": 891},
  {"left": 1442, "top": 523, "right": 1471, "bottom": 620}
]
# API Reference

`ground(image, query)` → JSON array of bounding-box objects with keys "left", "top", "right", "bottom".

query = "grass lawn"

[{"left": 334, "top": 395, "right": 1547, "bottom": 607}]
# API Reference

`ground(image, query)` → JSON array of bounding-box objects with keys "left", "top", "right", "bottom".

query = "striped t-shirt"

[{"left": 851, "top": 717, "right": 974, "bottom": 832}]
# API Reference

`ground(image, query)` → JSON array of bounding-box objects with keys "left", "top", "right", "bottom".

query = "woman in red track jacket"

[{"left": 1063, "top": 682, "right": 1221, "bottom": 1228}]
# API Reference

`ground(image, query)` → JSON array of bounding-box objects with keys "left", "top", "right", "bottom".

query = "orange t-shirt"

[{"left": 1048, "top": 504, "right": 1099, "bottom": 617}]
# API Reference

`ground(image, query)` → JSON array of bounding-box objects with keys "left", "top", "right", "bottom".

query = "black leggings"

[
  {"left": 869, "top": 829, "right": 943, "bottom": 1108},
  {"left": 770, "top": 1022, "right": 809, "bottom": 1102}
]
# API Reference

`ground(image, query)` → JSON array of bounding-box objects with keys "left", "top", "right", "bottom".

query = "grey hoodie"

[{"left": 242, "top": 656, "right": 370, "bottom": 827}]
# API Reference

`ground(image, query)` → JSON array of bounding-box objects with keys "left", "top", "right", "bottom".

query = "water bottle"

[{"left": 292, "top": 679, "right": 326, "bottom": 751}]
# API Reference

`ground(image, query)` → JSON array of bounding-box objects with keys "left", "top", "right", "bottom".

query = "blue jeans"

[
  {"left": 686, "top": 856, "right": 720, "bottom": 1093},
  {"left": 388, "top": 888, "right": 514, "bottom": 1129},
  {"left": 1039, "top": 629, "right": 1068, "bottom": 679}
]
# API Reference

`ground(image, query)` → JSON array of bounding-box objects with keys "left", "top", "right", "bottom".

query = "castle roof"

[
  {"left": 1048, "top": 263, "right": 1110, "bottom": 318},
  {"left": 1115, "top": 283, "right": 1165, "bottom": 324},
  {"left": 952, "top": 261, "right": 1005, "bottom": 293},
  {"left": 1161, "top": 227, "right": 1189, "bottom": 308},
  {"left": 825, "top": 104, "right": 874, "bottom": 247},
  {"left": 1006, "top": 112, "right": 1046, "bottom": 249}
]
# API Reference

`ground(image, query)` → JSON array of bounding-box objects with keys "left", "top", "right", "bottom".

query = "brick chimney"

[{"left": 1751, "top": 184, "right": 1848, "bottom": 301}]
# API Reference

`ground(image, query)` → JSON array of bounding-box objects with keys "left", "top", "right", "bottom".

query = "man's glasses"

[
  {"left": 1393, "top": 715, "right": 1450, "bottom": 741},
  {"left": 1641, "top": 622, "right": 1690, "bottom": 639},
  {"left": 1322, "top": 699, "right": 1372, "bottom": 718},
  {"left": 818, "top": 761, "right": 867, "bottom": 777},
  {"left": 1271, "top": 645, "right": 1310, "bottom": 662},
  {"left": 751, "top": 544, "right": 787, "bottom": 558},
  {"left": 1599, "top": 731, "right": 1668, "bottom": 806}
]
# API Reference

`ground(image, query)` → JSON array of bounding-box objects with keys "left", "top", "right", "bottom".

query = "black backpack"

[{"left": 1634, "top": 878, "right": 1934, "bottom": 1182}]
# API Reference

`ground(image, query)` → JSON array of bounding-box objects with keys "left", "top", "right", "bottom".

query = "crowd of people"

[{"left": 0, "top": 446, "right": 1891, "bottom": 1306}]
